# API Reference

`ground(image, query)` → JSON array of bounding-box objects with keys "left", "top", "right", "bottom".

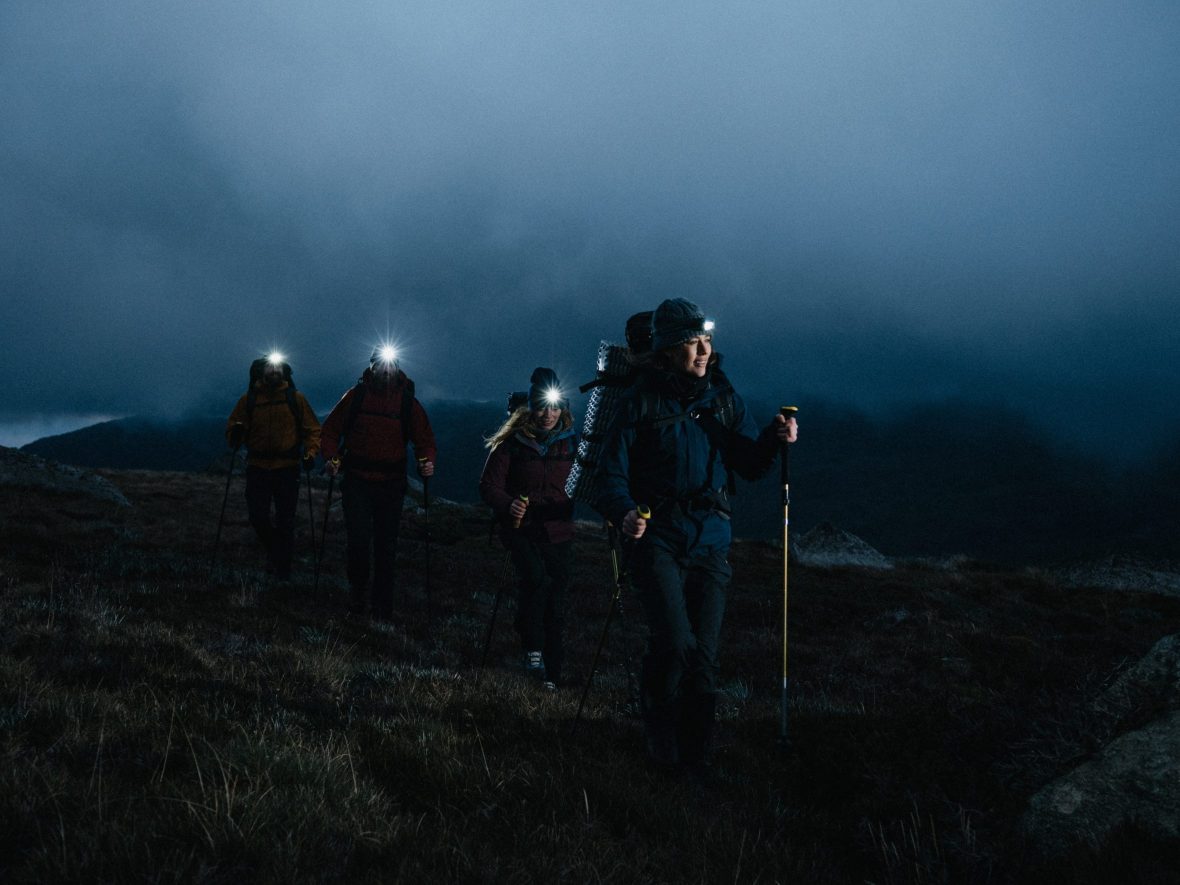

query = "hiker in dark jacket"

[
  {"left": 479, "top": 368, "right": 577, "bottom": 688},
  {"left": 320, "top": 347, "right": 437, "bottom": 621},
  {"left": 226, "top": 355, "right": 322, "bottom": 583},
  {"left": 596, "top": 299, "right": 797, "bottom": 771}
]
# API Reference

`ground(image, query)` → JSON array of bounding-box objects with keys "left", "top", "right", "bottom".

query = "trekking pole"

[
  {"left": 418, "top": 457, "right": 432, "bottom": 625},
  {"left": 476, "top": 495, "right": 527, "bottom": 676},
  {"left": 477, "top": 550, "right": 514, "bottom": 678},
  {"left": 779, "top": 406, "right": 798, "bottom": 748},
  {"left": 211, "top": 445, "right": 241, "bottom": 569},
  {"left": 304, "top": 459, "right": 318, "bottom": 573},
  {"left": 607, "top": 525, "right": 642, "bottom": 714},
  {"left": 573, "top": 505, "right": 651, "bottom": 732},
  {"left": 313, "top": 473, "right": 335, "bottom": 597}
]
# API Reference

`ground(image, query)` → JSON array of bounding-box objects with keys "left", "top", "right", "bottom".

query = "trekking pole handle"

[
  {"left": 417, "top": 456, "right": 431, "bottom": 501},
  {"left": 620, "top": 504, "right": 651, "bottom": 562},
  {"left": 512, "top": 495, "right": 529, "bottom": 529},
  {"left": 779, "top": 406, "right": 797, "bottom": 483}
]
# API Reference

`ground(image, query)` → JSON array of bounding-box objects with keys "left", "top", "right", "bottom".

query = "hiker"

[
  {"left": 320, "top": 347, "right": 436, "bottom": 622},
  {"left": 479, "top": 368, "right": 578, "bottom": 689},
  {"left": 595, "top": 299, "right": 798, "bottom": 771},
  {"left": 225, "top": 355, "right": 322, "bottom": 583}
]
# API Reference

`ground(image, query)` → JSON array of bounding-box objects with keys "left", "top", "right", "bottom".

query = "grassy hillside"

[{"left": 2, "top": 466, "right": 1179, "bottom": 881}]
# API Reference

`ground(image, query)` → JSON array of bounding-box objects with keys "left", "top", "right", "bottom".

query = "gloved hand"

[{"left": 228, "top": 424, "right": 245, "bottom": 448}]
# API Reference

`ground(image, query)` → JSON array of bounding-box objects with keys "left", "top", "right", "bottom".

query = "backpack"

[
  {"left": 566, "top": 340, "right": 635, "bottom": 504},
  {"left": 339, "top": 373, "right": 417, "bottom": 458}
]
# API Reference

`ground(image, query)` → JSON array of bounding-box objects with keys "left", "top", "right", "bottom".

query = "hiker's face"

[
  {"left": 371, "top": 361, "right": 397, "bottom": 385},
  {"left": 263, "top": 363, "right": 284, "bottom": 386},
  {"left": 532, "top": 407, "right": 561, "bottom": 431},
  {"left": 670, "top": 335, "right": 712, "bottom": 377}
]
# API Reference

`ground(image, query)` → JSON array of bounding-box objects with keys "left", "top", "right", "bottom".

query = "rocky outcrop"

[
  {"left": 1050, "top": 555, "right": 1180, "bottom": 599},
  {"left": 1096, "top": 633, "right": 1180, "bottom": 719},
  {"left": 0, "top": 446, "right": 129, "bottom": 507},
  {"left": 1024, "top": 633, "right": 1180, "bottom": 854},
  {"left": 1023, "top": 710, "right": 1180, "bottom": 852},
  {"left": 794, "top": 522, "right": 891, "bottom": 569}
]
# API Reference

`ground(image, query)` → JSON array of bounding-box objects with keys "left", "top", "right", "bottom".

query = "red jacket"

[
  {"left": 321, "top": 369, "right": 437, "bottom": 484},
  {"left": 479, "top": 428, "right": 577, "bottom": 545}
]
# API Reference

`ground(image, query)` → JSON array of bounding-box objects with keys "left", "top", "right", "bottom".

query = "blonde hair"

[{"left": 485, "top": 406, "right": 574, "bottom": 450}]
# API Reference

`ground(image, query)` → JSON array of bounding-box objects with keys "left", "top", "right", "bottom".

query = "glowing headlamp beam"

[
  {"left": 542, "top": 388, "right": 564, "bottom": 407},
  {"left": 375, "top": 345, "right": 398, "bottom": 365},
  {"left": 267, "top": 351, "right": 286, "bottom": 366},
  {"left": 703, "top": 320, "right": 716, "bottom": 332}
]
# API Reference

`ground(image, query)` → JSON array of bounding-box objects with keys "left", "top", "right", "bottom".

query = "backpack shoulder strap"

[
  {"left": 400, "top": 377, "right": 416, "bottom": 432},
  {"left": 284, "top": 385, "right": 303, "bottom": 445},
  {"left": 342, "top": 382, "right": 367, "bottom": 441}
]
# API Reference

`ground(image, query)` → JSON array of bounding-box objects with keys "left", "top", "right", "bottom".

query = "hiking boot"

[
  {"left": 348, "top": 587, "right": 367, "bottom": 618},
  {"left": 523, "top": 650, "right": 545, "bottom": 677},
  {"left": 678, "top": 692, "right": 717, "bottom": 769},
  {"left": 643, "top": 708, "right": 680, "bottom": 768}
]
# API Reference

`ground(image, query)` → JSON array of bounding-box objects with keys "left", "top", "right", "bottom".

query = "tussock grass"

[{"left": 1, "top": 469, "right": 1179, "bottom": 881}]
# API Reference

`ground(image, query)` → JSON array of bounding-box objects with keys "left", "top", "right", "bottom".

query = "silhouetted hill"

[
  {"left": 21, "top": 399, "right": 1180, "bottom": 565},
  {"left": 21, "top": 416, "right": 227, "bottom": 472}
]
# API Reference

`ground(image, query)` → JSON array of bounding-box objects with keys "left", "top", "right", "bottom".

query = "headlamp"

[
  {"left": 702, "top": 320, "right": 715, "bottom": 333},
  {"left": 543, "top": 387, "right": 563, "bottom": 407},
  {"left": 373, "top": 344, "right": 398, "bottom": 366},
  {"left": 267, "top": 351, "right": 285, "bottom": 366}
]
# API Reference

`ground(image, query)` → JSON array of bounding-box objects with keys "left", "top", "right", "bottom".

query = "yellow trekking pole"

[{"left": 779, "top": 406, "right": 798, "bottom": 748}]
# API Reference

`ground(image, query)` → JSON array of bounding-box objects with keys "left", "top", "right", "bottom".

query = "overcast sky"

[{"left": 2, "top": 1, "right": 1177, "bottom": 459}]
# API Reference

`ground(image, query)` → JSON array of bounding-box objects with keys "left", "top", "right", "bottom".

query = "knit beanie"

[
  {"left": 650, "top": 298, "right": 709, "bottom": 351},
  {"left": 527, "top": 367, "right": 567, "bottom": 410}
]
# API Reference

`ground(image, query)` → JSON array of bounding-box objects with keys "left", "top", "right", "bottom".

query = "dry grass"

[{"left": 1, "top": 468, "right": 1178, "bottom": 882}]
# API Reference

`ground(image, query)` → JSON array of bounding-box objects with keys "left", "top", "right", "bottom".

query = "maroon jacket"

[
  {"left": 479, "top": 428, "right": 577, "bottom": 545},
  {"left": 321, "top": 369, "right": 437, "bottom": 485}
]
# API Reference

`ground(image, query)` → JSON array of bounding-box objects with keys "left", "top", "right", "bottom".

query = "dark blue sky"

[{"left": 2, "top": 2, "right": 1178, "bottom": 459}]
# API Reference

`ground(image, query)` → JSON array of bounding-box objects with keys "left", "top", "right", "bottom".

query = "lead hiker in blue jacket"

[{"left": 596, "top": 298, "right": 798, "bottom": 771}]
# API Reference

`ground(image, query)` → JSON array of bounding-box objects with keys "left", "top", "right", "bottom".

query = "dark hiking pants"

[
  {"left": 632, "top": 542, "right": 731, "bottom": 713},
  {"left": 245, "top": 465, "right": 300, "bottom": 579},
  {"left": 508, "top": 536, "right": 572, "bottom": 685},
  {"left": 342, "top": 474, "right": 405, "bottom": 619}
]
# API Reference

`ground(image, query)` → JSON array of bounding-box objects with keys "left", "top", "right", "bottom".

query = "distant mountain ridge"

[{"left": 21, "top": 398, "right": 1180, "bottom": 566}]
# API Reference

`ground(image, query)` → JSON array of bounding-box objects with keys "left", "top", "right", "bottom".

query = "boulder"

[
  {"left": 1050, "top": 555, "right": 1180, "bottom": 599},
  {"left": 794, "top": 521, "right": 891, "bottom": 569},
  {"left": 0, "top": 446, "right": 129, "bottom": 507},
  {"left": 1023, "top": 710, "right": 1180, "bottom": 853},
  {"left": 1096, "top": 633, "right": 1180, "bottom": 719}
]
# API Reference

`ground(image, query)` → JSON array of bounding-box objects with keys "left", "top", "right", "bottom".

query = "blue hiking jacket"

[{"left": 595, "top": 368, "right": 778, "bottom": 555}]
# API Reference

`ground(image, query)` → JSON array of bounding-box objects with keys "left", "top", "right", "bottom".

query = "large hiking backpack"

[
  {"left": 565, "top": 340, "right": 636, "bottom": 504},
  {"left": 338, "top": 373, "right": 417, "bottom": 463}
]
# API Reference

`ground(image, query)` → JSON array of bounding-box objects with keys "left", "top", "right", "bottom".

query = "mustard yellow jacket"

[{"left": 226, "top": 382, "right": 322, "bottom": 469}]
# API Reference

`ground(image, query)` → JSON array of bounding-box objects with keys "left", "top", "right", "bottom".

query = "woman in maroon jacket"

[{"left": 479, "top": 368, "right": 577, "bottom": 689}]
